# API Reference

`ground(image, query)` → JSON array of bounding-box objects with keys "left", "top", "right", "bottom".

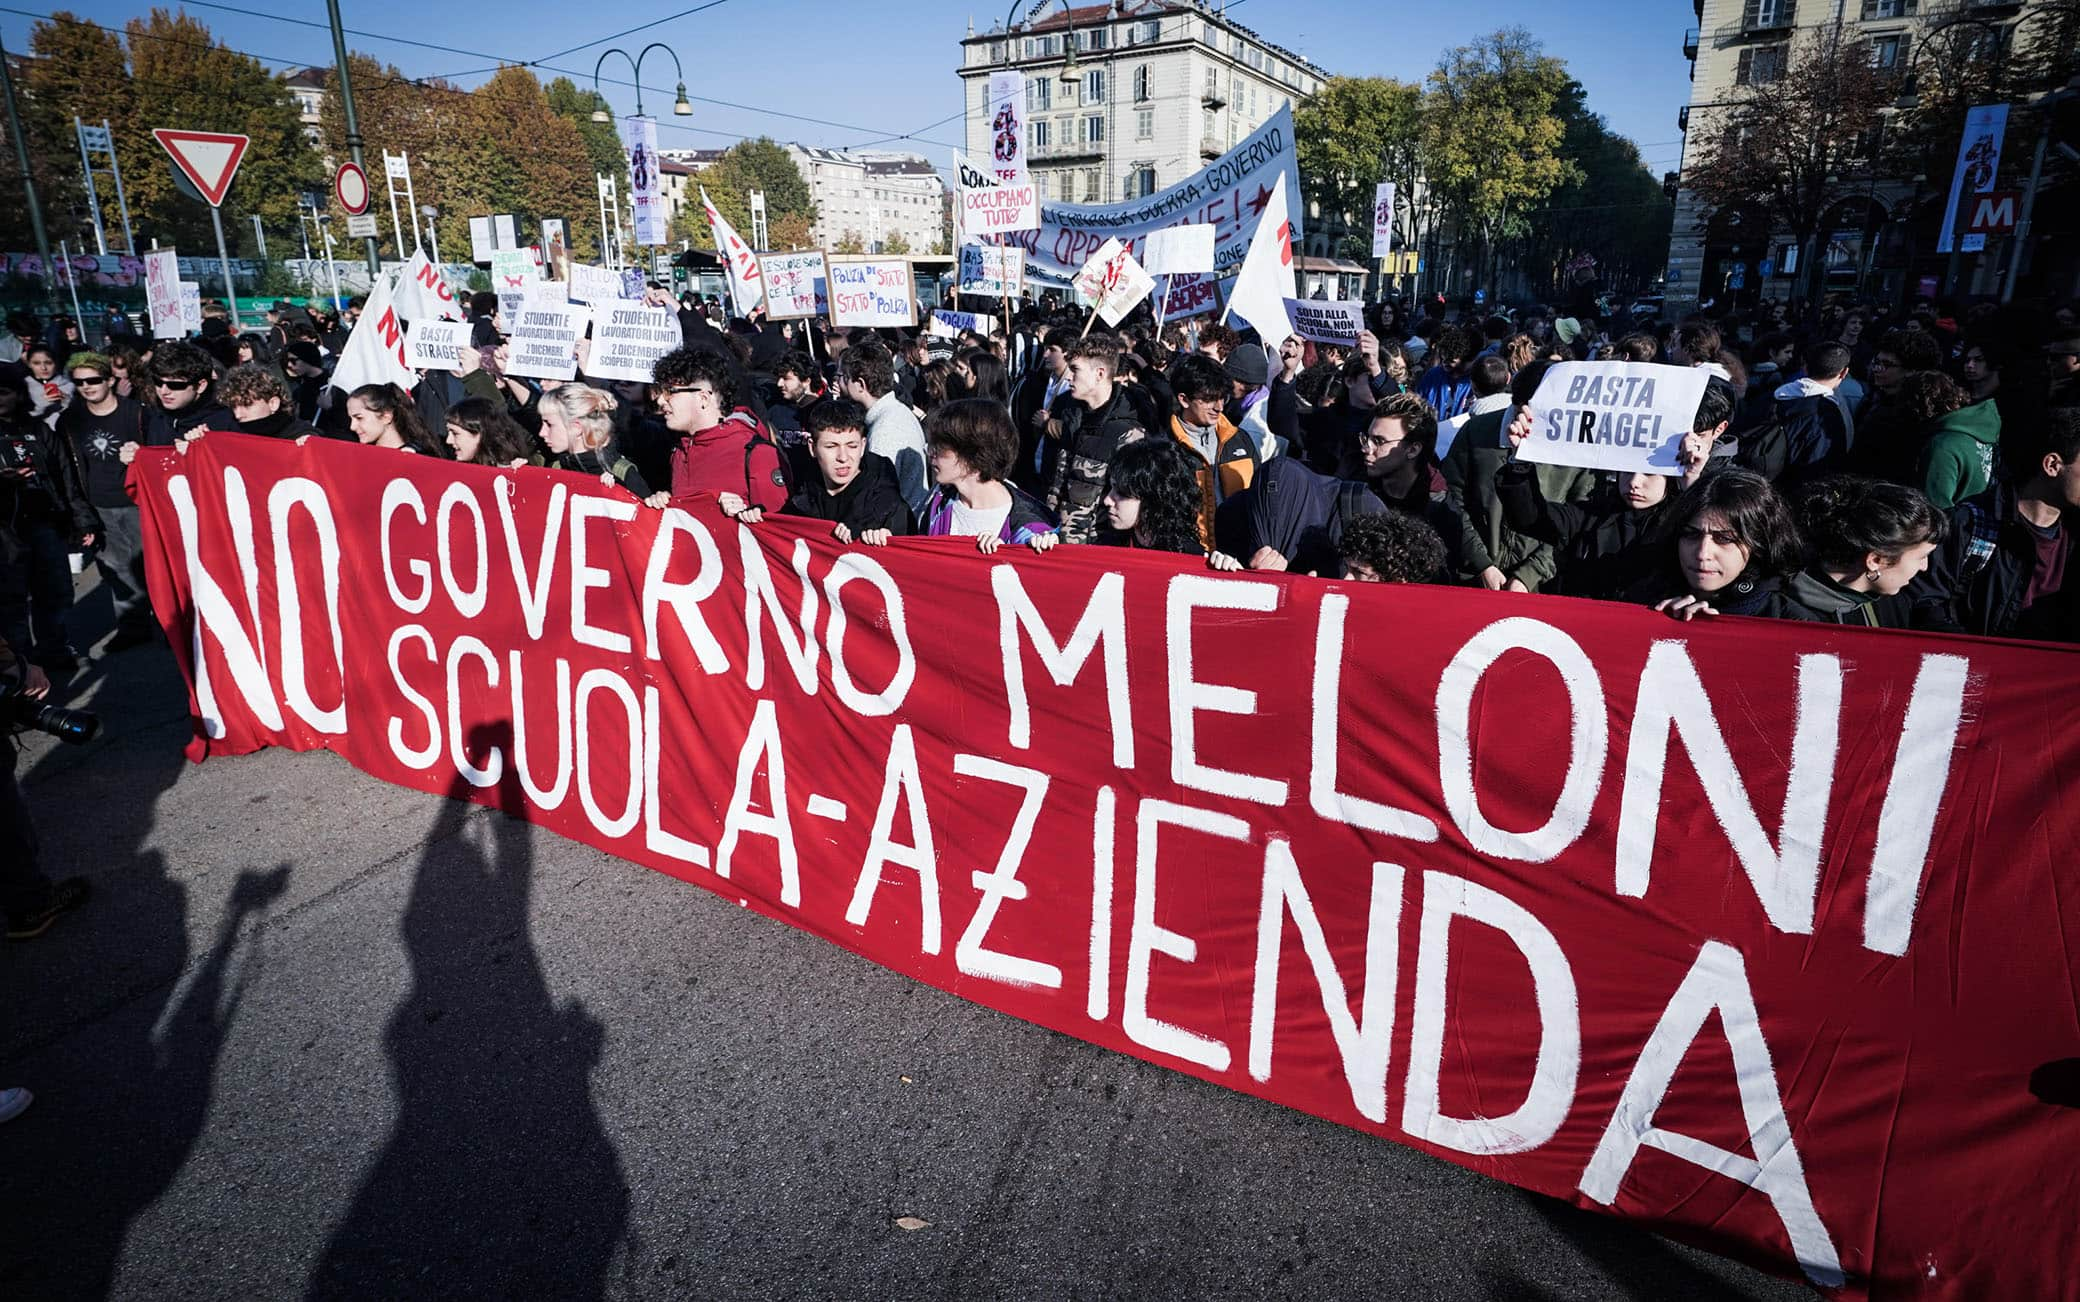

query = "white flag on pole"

[
  {"left": 701, "top": 187, "right": 765, "bottom": 315},
  {"left": 1221, "top": 172, "right": 1297, "bottom": 352},
  {"left": 391, "top": 247, "right": 466, "bottom": 323},
  {"left": 331, "top": 268, "right": 418, "bottom": 394}
]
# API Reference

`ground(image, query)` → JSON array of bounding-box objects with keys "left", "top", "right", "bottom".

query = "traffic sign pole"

[
  {"left": 209, "top": 204, "right": 241, "bottom": 329},
  {"left": 326, "top": 0, "right": 381, "bottom": 277}
]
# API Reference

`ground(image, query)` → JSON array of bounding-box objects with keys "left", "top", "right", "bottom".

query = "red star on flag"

[{"left": 1246, "top": 184, "right": 1275, "bottom": 217}]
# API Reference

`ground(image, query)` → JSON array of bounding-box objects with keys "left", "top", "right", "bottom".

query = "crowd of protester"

[
  {"left": 5, "top": 283, "right": 2079, "bottom": 697},
  {"left": 3, "top": 271, "right": 2079, "bottom": 1110}
]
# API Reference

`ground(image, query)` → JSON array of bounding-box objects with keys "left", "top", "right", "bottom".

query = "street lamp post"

[
  {"left": 590, "top": 43, "right": 694, "bottom": 123},
  {"left": 421, "top": 204, "right": 441, "bottom": 266}
]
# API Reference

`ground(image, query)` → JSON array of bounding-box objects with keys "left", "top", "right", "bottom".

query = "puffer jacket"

[{"left": 1044, "top": 382, "right": 1156, "bottom": 543}]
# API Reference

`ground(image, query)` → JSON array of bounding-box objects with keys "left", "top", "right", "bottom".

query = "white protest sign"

[
  {"left": 495, "top": 288, "right": 526, "bottom": 329},
  {"left": 566, "top": 261, "right": 624, "bottom": 305},
  {"left": 404, "top": 319, "right": 468, "bottom": 371},
  {"left": 957, "top": 244, "right": 1023, "bottom": 299},
  {"left": 1283, "top": 298, "right": 1364, "bottom": 346},
  {"left": 586, "top": 303, "right": 683, "bottom": 383},
  {"left": 490, "top": 247, "right": 539, "bottom": 289},
  {"left": 177, "top": 281, "right": 203, "bottom": 334},
  {"left": 957, "top": 153, "right": 1039, "bottom": 238},
  {"left": 505, "top": 301, "right": 591, "bottom": 381},
  {"left": 758, "top": 251, "right": 828, "bottom": 320},
  {"left": 145, "top": 248, "right": 183, "bottom": 338},
  {"left": 1518, "top": 361, "right": 1709, "bottom": 475},
  {"left": 930, "top": 309, "right": 993, "bottom": 338},
  {"left": 1142, "top": 224, "right": 1215, "bottom": 276},
  {"left": 1072, "top": 239, "right": 1155, "bottom": 328},
  {"left": 828, "top": 259, "right": 916, "bottom": 327},
  {"left": 1162, "top": 273, "right": 1221, "bottom": 321},
  {"left": 1371, "top": 182, "right": 1395, "bottom": 259}
]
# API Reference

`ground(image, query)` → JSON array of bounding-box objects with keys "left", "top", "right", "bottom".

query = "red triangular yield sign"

[{"left": 152, "top": 129, "right": 250, "bottom": 207}]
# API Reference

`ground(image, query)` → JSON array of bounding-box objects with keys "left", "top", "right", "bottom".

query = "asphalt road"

[{"left": 0, "top": 572, "right": 1817, "bottom": 1301}]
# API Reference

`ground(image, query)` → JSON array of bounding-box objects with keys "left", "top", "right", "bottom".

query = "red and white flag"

[
  {"left": 701, "top": 188, "right": 765, "bottom": 315},
  {"left": 391, "top": 247, "right": 466, "bottom": 324},
  {"left": 330, "top": 269, "right": 417, "bottom": 394},
  {"left": 1221, "top": 172, "right": 1297, "bottom": 352}
]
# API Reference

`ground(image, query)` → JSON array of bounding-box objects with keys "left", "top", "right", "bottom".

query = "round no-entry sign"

[{"left": 334, "top": 162, "right": 370, "bottom": 215}]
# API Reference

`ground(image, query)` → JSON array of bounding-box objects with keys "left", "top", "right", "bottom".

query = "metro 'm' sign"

[{"left": 1966, "top": 190, "right": 2020, "bottom": 235}]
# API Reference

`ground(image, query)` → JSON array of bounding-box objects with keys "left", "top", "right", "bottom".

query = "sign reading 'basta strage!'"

[{"left": 1517, "top": 362, "right": 1708, "bottom": 476}]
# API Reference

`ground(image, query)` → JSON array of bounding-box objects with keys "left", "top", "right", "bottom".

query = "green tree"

[
  {"left": 831, "top": 229, "right": 866, "bottom": 254},
  {"left": 671, "top": 137, "right": 813, "bottom": 250},
  {"left": 545, "top": 76, "right": 624, "bottom": 183},
  {"left": 121, "top": 9, "right": 320, "bottom": 255},
  {"left": 1518, "top": 81, "right": 1671, "bottom": 298},
  {"left": 881, "top": 229, "right": 911, "bottom": 255},
  {"left": 1294, "top": 76, "right": 1423, "bottom": 261},
  {"left": 23, "top": 13, "right": 135, "bottom": 253},
  {"left": 1420, "top": 28, "right": 1575, "bottom": 295},
  {"left": 319, "top": 54, "right": 467, "bottom": 259}
]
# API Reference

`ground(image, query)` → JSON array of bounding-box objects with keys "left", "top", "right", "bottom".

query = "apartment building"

[{"left": 957, "top": 0, "right": 1325, "bottom": 207}]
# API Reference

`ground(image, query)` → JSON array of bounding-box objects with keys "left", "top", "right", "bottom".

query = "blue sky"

[{"left": 1, "top": 0, "right": 1694, "bottom": 179}]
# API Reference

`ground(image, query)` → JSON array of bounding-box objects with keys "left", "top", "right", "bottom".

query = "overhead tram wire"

[
  {"left": 2, "top": 5, "right": 968, "bottom": 156},
  {"left": 527, "top": 0, "right": 737, "bottom": 66}
]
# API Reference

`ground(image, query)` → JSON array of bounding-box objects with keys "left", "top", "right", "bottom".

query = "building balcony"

[
  {"left": 1199, "top": 137, "right": 1223, "bottom": 159},
  {"left": 1684, "top": 27, "right": 1699, "bottom": 59},
  {"left": 1032, "top": 139, "right": 1104, "bottom": 162},
  {"left": 1201, "top": 90, "right": 1227, "bottom": 110}
]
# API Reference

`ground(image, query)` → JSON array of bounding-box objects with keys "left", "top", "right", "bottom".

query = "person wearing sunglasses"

[
  {"left": 0, "top": 365, "right": 99, "bottom": 674},
  {"left": 129, "top": 340, "right": 228, "bottom": 455},
  {"left": 56, "top": 352, "right": 152, "bottom": 649}
]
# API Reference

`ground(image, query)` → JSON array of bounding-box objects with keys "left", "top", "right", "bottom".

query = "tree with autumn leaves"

[
  {"left": 1293, "top": 28, "right": 1665, "bottom": 299},
  {"left": 2, "top": 9, "right": 316, "bottom": 256},
  {"left": 670, "top": 137, "right": 817, "bottom": 254}
]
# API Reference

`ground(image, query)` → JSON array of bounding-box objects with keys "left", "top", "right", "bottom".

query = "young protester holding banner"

[
  {"left": 656, "top": 347, "right": 791, "bottom": 515},
  {"left": 136, "top": 342, "right": 229, "bottom": 449},
  {"left": 1786, "top": 476, "right": 1956, "bottom": 630},
  {"left": 1442, "top": 358, "right": 1600, "bottom": 593},
  {"left": 1099, "top": 438, "right": 1242, "bottom": 570},
  {"left": 920, "top": 399, "right": 1058, "bottom": 554},
  {"left": 1493, "top": 376, "right": 1727, "bottom": 600},
  {"left": 442, "top": 397, "right": 535, "bottom": 469},
  {"left": 538, "top": 385, "right": 656, "bottom": 503},
  {"left": 1620, "top": 466, "right": 1813, "bottom": 622},
  {"left": 1046, "top": 337, "right": 1155, "bottom": 544},
  {"left": 345, "top": 384, "right": 446, "bottom": 457},
  {"left": 837, "top": 341, "right": 929, "bottom": 517},
  {"left": 217, "top": 365, "right": 326, "bottom": 442},
  {"left": 719, "top": 398, "right": 914, "bottom": 545},
  {"left": 1336, "top": 509, "right": 1450, "bottom": 584}
]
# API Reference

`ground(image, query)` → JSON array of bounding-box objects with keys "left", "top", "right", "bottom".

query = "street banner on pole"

[
  {"left": 1936, "top": 105, "right": 2008, "bottom": 255},
  {"left": 626, "top": 116, "right": 667, "bottom": 246},
  {"left": 985, "top": 70, "right": 1030, "bottom": 185},
  {"left": 1371, "top": 182, "right": 1395, "bottom": 259}
]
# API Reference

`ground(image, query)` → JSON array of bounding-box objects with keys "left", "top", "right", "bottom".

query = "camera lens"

[{"left": 13, "top": 696, "right": 99, "bottom": 745}]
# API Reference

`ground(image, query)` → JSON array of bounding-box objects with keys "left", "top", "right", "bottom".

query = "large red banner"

[{"left": 133, "top": 435, "right": 2080, "bottom": 1298}]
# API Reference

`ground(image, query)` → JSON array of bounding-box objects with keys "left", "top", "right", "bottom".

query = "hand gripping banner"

[{"left": 132, "top": 436, "right": 2080, "bottom": 1299}]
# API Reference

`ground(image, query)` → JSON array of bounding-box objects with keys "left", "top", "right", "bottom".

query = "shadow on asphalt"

[
  {"left": 1, "top": 619, "right": 289, "bottom": 1299},
  {"left": 1478, "top": 1191, "right": 1810, "bottom": 1300},
  {"left": 306, "top": 726, "right": 631, "bottom": 1299}
]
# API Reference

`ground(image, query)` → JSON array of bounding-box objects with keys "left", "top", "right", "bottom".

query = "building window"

[
  {"left": 1082, "top": 169, "right": 1101, "bottom": 202},
  {"left": 1861, "top": 0, "right": 1913, "bottom": 16},
  {"left": 1134, "top": 65, "right": 1151, "bottom": 102},
  {"left": 1203, "top": 108, "right": 1217, "bottom": 141},
  {"left": 1028, "top": 78, "right": 1050, "bottom": 111},
  {"left": 1083, "top": 114, "right": 1104, "bottom": 144},
  {"left": 1869, "top": 33, "right": 1909, "bottom": 71},
  {"left": 1032, "top": 119, "right": 1050, "bottom": 148},
  {"left": 1137, "top": 108, "right": 1154, "bottom": 139},
  {"left": 1737, "top": 43, "right": 1789, "bottom": 84},
  {"left": 1131, "top": 166, "right": 1156, "bottom": 197},
  {"left": 1085, "top": 68, "right": 1105, "bottom": 103},
  {"left": 988, "top": 40, "right": 1004, "bottom": 63},
  {"left": 1744, "top": 0, "right": 1795, "bottom": 28},
  {"left": 1205, "top": 68, "right": 1219, "bottom": 99}
]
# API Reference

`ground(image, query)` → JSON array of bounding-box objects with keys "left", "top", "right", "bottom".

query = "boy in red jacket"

[{"left": 656, "top": 347, "right": 789, "bottom": 512}]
